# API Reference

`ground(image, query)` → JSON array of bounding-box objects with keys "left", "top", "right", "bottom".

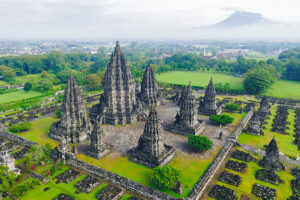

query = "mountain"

[{"left": 212, "top": 11, "right": 272, "bottom": 28}]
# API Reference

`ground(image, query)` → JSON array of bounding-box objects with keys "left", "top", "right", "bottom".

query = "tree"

[
  {"left": 30, "top": 145, "right": 44, "bottom": 165},
  {"left": 23, "top": 82, "right": 32, "bottom": 92},
  {"left": 86, "top": 74, "right": 101, "bottom": 89},
  {"left": 188, "top": 135, "right": 213, "bottom": 152},
  {"left": 0, "top": 165, "right": 16, "bottom": 193},
  {"left": 56, "top": 110, "right": 61, "bottom": 118},
  {"left": 209, "top": 114, "right": 234, "bottom": 125},
  {"left": 225, "top": 104, "right": 241, "bottom": 112},
  {"left": 151, "top": 166, "right": 181, "bottom": 190},
  {"left": 43, "top": 143, "right": 52, "bottom": 158},
  {"left": 40, "top": 79, "right": 53, "bottom": 91},
  {"left": 9, "top": 122, "right": 32, "bottom": 133},
  {"left": 47, "top": 51, "right": 66, "bottom": 73},
  {"left": 244, "top": 67, "right": 276, "bottom": 94},
  {"left": 41, "top": 70, "right": 49, "bottom": 78}
]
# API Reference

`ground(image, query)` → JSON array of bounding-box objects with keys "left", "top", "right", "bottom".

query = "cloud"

[{"left": 0, "top": 0, "right": 300, "bottom": 40}]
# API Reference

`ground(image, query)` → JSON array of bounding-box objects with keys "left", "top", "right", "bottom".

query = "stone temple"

[
  {"left": 198, "top": 78, "right": 222, "bottom": 116},
  {"left": 0, "top": 151, "right": 20, "bottom": 175},
  {"left": 168, "top": 82, "right": 205, "bottom": 135},
  {"left": 245, "top": 112, "right": 264, "bottom": 136},
  {"left": 49, "top": 73, "right": 91, "bottom": 143},
  {"left": 139, "top": 63, "right": 161, "bottom": 107},
  {"left": 259, "top": 137, "right": 283, "bottom": 171},
  {"left": 86, "top": 116, "right": 110, "bottom": 159},
  {"left": 129, "top": 107, "right": 175, "bottom": 168},
  {"left": 50, "top": 134, "right": 73, "bottom": 163},
  {"left": 90, "top": 41, "right": 137, "bottom": 125}
]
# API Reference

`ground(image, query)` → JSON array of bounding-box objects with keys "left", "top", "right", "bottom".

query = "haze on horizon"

[{"left": 1, "top": 0, "right": 300, "bottom": 41}]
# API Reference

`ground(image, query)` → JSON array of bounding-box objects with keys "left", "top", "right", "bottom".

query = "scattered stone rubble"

[
  {"left": 53, "top": 193, "right": 74, "bottom": 200},
  {"left": 251, "top": 183, "right": 276, "bottom": 200},
  {"left": 245, "top": 112, "right": 264, "bottom": 136},
  {"left": 231, "top": 150, "right": 255, "bottom": 162},
  {"left": 218, "top": 171, "right": 242, "bottom": 187},
  {"left": 55, "top": 169, "right": 81, "bottom": 184},
  {"left": 96, "top": 185, "right": 124, "bottom": 200},
  {"left": 225, "top": 160, "right": 248, "bottom": 173},
  {"left": 291, "top": 178, "right": 300, "bottom": 194},
  {"left": 12, "top": 147, "right": 29, "bottom": 160},
  {"left": 255, "top": 169, "right": 283, "bottom": 185},
  {"left": 75, "top": 176, "right": 101, "bottom": 194},
  {"left": 208, "top": 185, "right": 238, "bottom": 200},
  {"left": 272, "top": 105, "right": 289, "bottom": 135},
  {"left": 294, "top": 108, "right": 300, "bottom": 150}
]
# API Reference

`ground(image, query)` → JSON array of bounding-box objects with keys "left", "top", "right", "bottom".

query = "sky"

[{"left": 1, "top": 0, "right": 300, "bottom": 40}]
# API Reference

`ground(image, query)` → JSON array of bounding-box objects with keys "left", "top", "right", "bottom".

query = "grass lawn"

[
  {"left": 14, "top": 74, "right": 57, "bottom": 85},
  {"left": 238, "top": 105, "right": 299, "bottom": 158},
  {"left": 223, "top": 111, "right": 247, "bottom": 127},
  {"left": 0, "top": 80, "right": 8, "bottom": 86},
  {"left": 216, "top": 156, "right": 294, "bottom": 200},
  {"left": 0, "top": 90, "right": 44, "bottom": 104},
  {"left": 156, "top": 71, "right": 300, "bottom": 100},
  {"left": 156, "top": 71, "right": 244, "bottom": 90},
  {"left": 77, "top": 152, "right": 214, "bottom": 198},
  {"left": 14, "top": 116, "right": 59, "bottom": 147}
]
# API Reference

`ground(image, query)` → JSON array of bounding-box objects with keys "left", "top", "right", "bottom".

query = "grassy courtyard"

[
  {"left": 214, "top": 154, "right": 294, "bottom": 200},
  {"left": 77, "top": 152, "right": 214, "bottom": 198},
  {"left": 156, "top": 71, "right": 300, "bottom": 99},
  {"left": 14, "top": 116, "right": 59, "bottom": 147},
  {"left": 0, "top": 90, "right": 44, "bottom": 104},
  {"left": 238, "top": 105, "right": 299, "bottom": 158}
]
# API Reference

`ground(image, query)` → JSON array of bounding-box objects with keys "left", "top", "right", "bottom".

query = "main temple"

[{"left": 90, "top": 41, "right": 138, "bottom": 125}]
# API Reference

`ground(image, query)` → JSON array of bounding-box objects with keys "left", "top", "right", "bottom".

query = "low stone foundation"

[
  {"left": 225, "top": 160, "right": 248, "bottom": 174},
  {"left": 251, "top": 183, "right": 276, "bottom": 200},
  {"left": 255, "top": 169, "right": 283, "bottom": 185},
  {"left": 218, "top": 171, "right": 242, "bottom": 187},
  {"left": 75, "top": 176, "right": 101, "bottom": 194},
  {"left": 55, "top": 169, "right": 81, "bottom": 184},
  {"left": 96, "top": 185, "right": 124, "bottom": 200},
  {"left": 231, "top": 150, "right": 254, "bottom": 162},
  {"left": 208, "top": 185, "right": 238, "bottom": 200}
]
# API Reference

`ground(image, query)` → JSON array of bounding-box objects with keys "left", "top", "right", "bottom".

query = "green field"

[
  {"left": 14, "top": 74, "right": 57, "bottom": 85},
  {"left": 0, "top": 90, "right": 44, "bottom": 104},
  {"left": 156, "top": 71, "right": 300, "bottom": 99},
  {"left": 14, "top": 116, "right": 59, "bottom": 147},
  {"left": 156, "top": 71, "right": 244, "bottom": 90},
  {"left": 238, "top": 106, "right": 299, "bottom": 158}
]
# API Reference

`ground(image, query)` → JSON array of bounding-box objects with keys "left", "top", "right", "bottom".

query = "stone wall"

[
  {"left": 0, "top": 131, "right": 37, "bottom": 148},
  {"left": 66, "top": 157, "right": 178, "bottom": 200},
  {"left": 186, "top": 110, "right": 253, "bottom": 200}
]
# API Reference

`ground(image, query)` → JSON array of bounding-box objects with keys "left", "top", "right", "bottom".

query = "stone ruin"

[
  {"left": 257, "top": 96, "right": 271, "bottom": 122},
  {"left": 251, "top": 183, "right": 276, "bottom": 200},
  {"left": 90, "top": 41, "right": 138, "bottom": 125},
  {"left": 139, "top": 63, "right": 162, "bottom": 107},
  {"left": 272, "top": 105, "right": 289, "bottom": 135},
  {"left": 225, "top": 160, "right": 248, "bottom": 173},
  {"left": 50, "top": 134, "right": 73, "bottom": 163},
  {"left": 0, "top": 136, "right": 23, "bottom": 153},
  {"left": 245, "top": 112, "right": 264, "bottom": 136},
  {"left": 255, "top": 169, "right": 283, "bottom": 185},
  {"left": 294, "top": 108, "right": 300, "bottom": 150},
  {"left": 231, "top": 150, "right": 255, "bottom": 162},
  {"left": 129, "top": 196, "right": 144, "bottom": 200},
  {"left": 129, "top": 106, "right": 175, "bottom": 168},
  {"left": 291, "top": 177, "right": 300, "bottom": 195},
  {"left": 218, "top": 171, "right": 242, "bottom": 187},
  {"left": 173, "top": 181, "right": 183, "bottom": 194},
  {"left": 53, "top": 193, "right": 74, "bottom": 200},
  {"left": 259, "top": 137, "right": 284, "bottom": 171},
  {"left": 292, "top": 167, "right": 300, "bottom": 178},
  {"left": 55, "top": 168, "right": 81, "bottom": 184},
  {"left": 49, "top": 73, "right": 91, "bottom": 143},
  {"left": 86, "top": 116, "right": 110, "bottom": 159},
  {"left": 0, "top": 150, "right": 20, "bottom": 175},
  {"left": 96, "top": 185, "right": 124, "bottom": 200},
  {"left": 208, "top": 185, "right": 238, "bottom": 200},
  {"left": 168, "top": 82, "right": 205, "bottom": 136},
  {"left": 198, "top": 78, "right": 222, "bottom": 116},
  {"left": 75, "top": 175, "right": 101, "bottom": 194},
  {"left": 12, "top": 147, "right": 29, "bottom": 160}
]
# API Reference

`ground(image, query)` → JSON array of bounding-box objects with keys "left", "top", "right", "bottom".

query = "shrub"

[
  {"left": 9, "top": 122, "right": 32, "bottom": 133},
  {"left": 209, "top": 114, "right": 234, "bottom": 125},
  {"left": 23, "top": 82, "right": 32, "bottom": 92},
  {"left": 56, "top": 110, "right": 61, "bottom": 118},
  {"left": 151, "top": 166, "right": 181, "bottom": 190},
  {"left": 225, "top": 104, "right": 241, "bottom": 111},
  {"left": 188, "top": 135, "right": 213, "bottom": 152}
]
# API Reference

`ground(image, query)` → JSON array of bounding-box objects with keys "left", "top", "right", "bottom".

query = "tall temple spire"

[
  {"left": 140, "top": 63, "right": 160, "bottom": 106},
  {"left": 198, "top": 78, "right": 222, "bottom": 116},
  {"left": 129, "top": 106, "right": 175, "bottom": 168},
  {"left": 168, "top": 82, "right": 205, "bottom": 135},
  {"left": 259, "top": 137, "right": 283, "bottom": 171},
  {"left": 49, "top": 74, "right": 91, "bottom": 143},
  {"left": 86, "top": 116, "right": 110, "bottom": 159},
  {"left": 89, "top": 41, "right": 137, "bottom": 125}
]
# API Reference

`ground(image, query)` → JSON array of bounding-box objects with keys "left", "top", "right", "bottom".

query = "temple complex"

[
  {"left": 198, "top": 78, "right": 222, "bottom": 116},
  {"left": 86, "top": 117, "right": 110, "bottom": 159},
  {"left": 259, "top": 138, "right": 283, "bottom": 171},
  {"left": 139, "top": 63, "right": 161, "bottom": 107},
  {"left": 49, "top": 73, "right": 91, "bottom": 143},
  {"left": 168, "top": 82, "right": 205, "bottom": 135},
  {"left": 89, "top": 41, "right": 138, "bottom": 125},
  {"left": 129, "top": 107, "right": 175, "bottom": 168}
]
